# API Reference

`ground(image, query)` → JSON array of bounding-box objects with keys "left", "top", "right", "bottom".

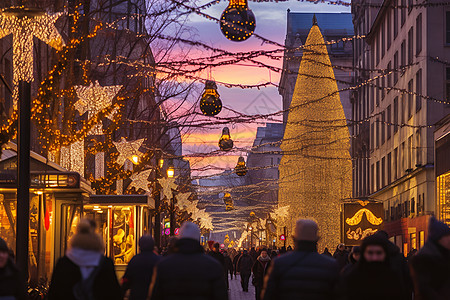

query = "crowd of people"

[{"left": 0, "top": 216, "right": 449, "bottom": 300}]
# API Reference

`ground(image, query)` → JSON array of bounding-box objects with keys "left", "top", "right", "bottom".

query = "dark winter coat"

[
  {"left": 333, "top": 248, "right": 349, "bottom": 271},
  {"left": 0, "top": 259, "right": 28, "bottom": 300},
  {"left": 385, "top": 240, "right": 413, "bottom": 299},
  {"left": 251, "top": 257, "right": 271, "bottom": 287},
  {"left": 237, "top": 254, "right": 253, "bottom": 274},
  {"left": 48, "top": 256, "right": 121, "bottom": 300},
  {"left": 340, "top": 260, "right": 406, "bottom": 300},
  {"left": 224, "top": 255, "right": 233, "bottom": 273},
  {"left": 209, "top": 251, "right": 226, "bottom": 271},
  {"left": 233, "top": 253, "right": 241, "bottom": 271},
  {"left": 122, "top": 251, "right": 160, "bottom": 300},
  {"left": 410, "top": 240, "right": 450, "bottom": 300},
  {"left": 262, "top": 241, "right": 339, "bottom": 300},
  {"left": 149, "top": 238, "right": 228, "bottom": 300}
]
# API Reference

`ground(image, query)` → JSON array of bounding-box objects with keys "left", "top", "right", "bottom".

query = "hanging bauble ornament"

[
  {"left": 235, "top": 156, "right": 247, "bottom": 176},
  {"left": 200, "top": 80, "right": 222, "bottom": 116},
  {"left": 218, "top": 127, "right": 234, "bottom": 151},
  {"left": 220, "top": 0, "right": 256, "bottom": 42},
  {"left": 223, "top": 192, "right": 234, "bottom": 211}
]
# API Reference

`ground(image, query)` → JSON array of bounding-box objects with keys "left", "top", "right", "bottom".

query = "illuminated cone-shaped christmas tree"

[{"left": 279, "top": 17, "right": 352, "bottom": 251}]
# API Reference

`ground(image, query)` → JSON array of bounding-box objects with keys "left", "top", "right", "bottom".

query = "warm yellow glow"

[
  {"left": 345, "top": 208, "right": 383, "bottom": 226},
  {"left": 35, "top": 190, "right": 43, "bottom": 195},
  {"left": 278, "top": 23, "right": 352, "bottom": 251},
  {"left": 131, "top": 155, "right": 140, "bottom": 165},
  {"left": 167, "top": 167, "right": 175, "bottom": 178},
  {"left": 158, "top": 158, "right": 164, "bottom": 169},
  {"left": 129, "top": 169, "right": 152, "bottom": 192},
  {"left": 113, "top": 137, "right": 145, "bottom": 166}
]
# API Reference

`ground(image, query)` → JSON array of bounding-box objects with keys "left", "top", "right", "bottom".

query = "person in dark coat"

[
  {"left": 410, "top": 217, "right": 450, "bottom": 300},
  {"left": 0, "top": 237, "right": 27, "bottom": 300},
  {"left": 121, "top": 235, "right": 160, "bottom": 300},
  {"left": 339, "top": 234, "right": 406, "bottom": 300},
  {"left": 233, "top": 250, "right": 242, "bottom": 276},
  {"left": 149, "top": 222, "right": 228, "bottom": 300},
  {"left": 249, "top": 247, "right": 258, "bottom": 261},
  {"left": 333, "top": 243, "right": 349, "bottom": 271},
  {"left": 322, "top": 247, "right": 332, "bottom": 257},
  {"left": 223, "top": 251, "right": 234, "bottom": 280},
  {"left": 209, "top": 243, "right": 227, "bottom": 289},
  {"left": 48, "top": 219, "right": 121, "bottom": 300},
  {"left": 262, "top": 219, "right": 339, "bottom": 300},
  {"left": 252, "top": 249, "right": 271, "bottom": 300},
  {"left": 237, "top": 250, "right": 253, "bottom": 292}
]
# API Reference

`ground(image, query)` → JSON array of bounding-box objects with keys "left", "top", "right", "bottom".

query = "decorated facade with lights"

[{"left": 278, "top": 18, "right": 352, "bottom": 250}]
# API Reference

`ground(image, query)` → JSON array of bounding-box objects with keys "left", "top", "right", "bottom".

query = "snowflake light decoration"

[
  {"left": 158, "top": 177, "right": 178, "bottom": 200},
  {"left": 113, "top": 137, "right": 144, "bottom": 166},
  {"left": 128, "top": 169, "right": 152, "bottom": 192}
]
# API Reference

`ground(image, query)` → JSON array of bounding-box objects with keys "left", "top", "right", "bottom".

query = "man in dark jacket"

[
  {"left": 237, "top": 250, "right": 253, "bottom": 292},
  {"left": 333, "top": 243, "right": 349, "bottom": 271},
  {"left": 233, "top": 250, "right": 242, "bottom": 276},
  {"left": 149, "top": 222, "right": 228, "bottom": 300},
  {"left": 410, "top": 217, "right": 450, "bottom": 300},
  {"left": 209, "top": 243, "right": 227, "bottom": 289},
  {"left": 223, "top": 251, "right": 234, "bottom": 280},
  {"left": 252, "top": 249, "right": 271, "bottom": 300},
  {"left": 0, "top": 238, "right": 27, "bottom": 300},
  {"left": 262, "top": 219, "right": 339, "bottom": 300},
  {"left": 122, "top": 235, "right": 160, "bottom": 300}
]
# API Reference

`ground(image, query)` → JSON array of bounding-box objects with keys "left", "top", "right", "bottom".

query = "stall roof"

[{"left": 89, "top": 194, "right": 155, "bottom": 209}]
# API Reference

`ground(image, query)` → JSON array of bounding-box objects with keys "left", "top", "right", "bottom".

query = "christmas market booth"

[
  {"left": 0, "top": 143, "right": 92, "bottom": 284},
  {"left": 84, "top": 194, "right": 154, "bottom": 277}
]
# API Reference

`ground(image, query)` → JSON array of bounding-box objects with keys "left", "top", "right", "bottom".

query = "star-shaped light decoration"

[
  {"left": 158, "top": 177, "right": 178, "bottom": 200},
  {"left": 128, "top": 169, "right": 152, "bottom": 192},
  {"left": 270, "top": 205, "right": 290, "bottom": 222},
  {"left": 113, "top": 137, "right": 145, "bottom": 166},
  {"left": 0, "top": 9, "right": 65, "bottom": 105},
  {"left": 175, "top": 192, "right": 191, "bottom": 210},
  {"left": 74, "top": 81, "right": 123, "bottom": 135},
  {"left": 191, "top": 208, "right": 214, "bottom": 231}
]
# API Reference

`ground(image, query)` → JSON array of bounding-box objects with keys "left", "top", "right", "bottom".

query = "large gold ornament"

[{"left": 278, "top": 19, "right": 352, "bottom": 251}]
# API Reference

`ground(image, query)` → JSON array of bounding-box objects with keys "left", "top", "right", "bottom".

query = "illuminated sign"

[
  {"left": 343, "top": 201, "right": 384, "bottom": 246},
  {"left": 280, "top": 234, "right": 286, "bottom": 241},
  {"left": 164, "top": 228, "right": 170, "bottom": 235},
  {"left": 174, "top": 228, "right": 179, "bottom": 235}
]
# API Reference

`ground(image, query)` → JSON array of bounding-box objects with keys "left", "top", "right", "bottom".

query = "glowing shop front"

[
  {"left": 84, "top": 194, "right": 154, "bottom": 277},
  {"left": 0, "top": 148, "right": 91, "bottom": 284}
]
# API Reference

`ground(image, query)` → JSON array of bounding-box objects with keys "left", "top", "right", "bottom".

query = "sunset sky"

[{"left": 180, "top": 1, "right": 350, "bottom": 177}]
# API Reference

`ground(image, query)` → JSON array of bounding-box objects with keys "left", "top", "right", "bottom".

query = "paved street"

[{"left": 228, "top": 274, "right": 255, "bottom": 300}]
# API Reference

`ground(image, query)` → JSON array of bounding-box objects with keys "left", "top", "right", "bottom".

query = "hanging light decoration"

[
  {"left": 220, "top": 0, "right": 256, "bottom": 42},
  {"left": 235, "top": 156, "right": 247, "bottom": 176},
  {"left": 223, "top": 192, "right": 234, "bottom": 211},
  {"left": 218, "top": 127, "right": 233, "bottom": 151},
  {"left": 200, "top": 80, "right": 222, "bottom": 116}
]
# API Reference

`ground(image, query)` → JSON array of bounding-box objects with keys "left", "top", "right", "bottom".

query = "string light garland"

[
  {"left": 220, "top": 0, "right": 256, "bottom": 42},
  {"left": 0, "top": 8, "right": 65, "bottom": 105},
  {"left": 200, "top": 80, "right": 222, "bottom": 116},
  {"left": 279, "top": 19, "right": 352, "bottom": 251}
]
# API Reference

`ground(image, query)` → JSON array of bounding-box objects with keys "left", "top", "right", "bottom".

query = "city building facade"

[
  {"left": 435, "top": 114, "right": 450, "bottom": 226},
  {"left": 352, "top": 0, "right": 450, "bottom": 254}
]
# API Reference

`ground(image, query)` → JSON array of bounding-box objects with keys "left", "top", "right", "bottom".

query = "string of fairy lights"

[{"left": 0, "top": 0, "right": 448, "bottom": 238}]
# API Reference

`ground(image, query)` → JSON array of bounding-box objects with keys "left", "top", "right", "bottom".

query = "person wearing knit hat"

[
  {"left": 410, "top": 217, "right": 450, "bottom": 300},
  {"left": 122, "top": 235, "right": 160, "bottom": 300},
  {"left": 262, "top": 219, "right": 339, "bottom": 300},
  {"left": 148, "top": 222, "right": 227, "bottom": 300},
  {"left": 0, "top": 237, "right": 27, "bottom": 300},
  {"left": 48, "top": 219, "right": 122, "bottom": 300},
  {"left": 339, "top": 234, "right": 406, "bottom": 300}
]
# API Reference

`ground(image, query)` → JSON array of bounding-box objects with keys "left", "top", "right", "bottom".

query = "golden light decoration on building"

[
  {"left": 200, "top": 80, "right": 222, "bottom": 116},
  {"left": 278, "top": 17, "right": 352, "bottom": 251},
  {"left": 218, "top": 127, "right": 233, "bottom": 151},
  {"left": 220, "top": 0, "right": 256, "bottom": 42},
  {"left": 74, "top": 81, "right": 123, "bottom": 135},
  {"left": 345, "top": 208, "right": 384, "bottom": 226},
  {"left": 223, "top": 192, "right": 234, "bottom": 211},
  {"left": 113, "top": 137, "right": 145, "bottom": 166},
  {"left": 0, "top": 8, "right": 65, "bottom": 105},
  {"left": 235, "top": 156, "right": 247, "bottom": 176},
  {"left": 128, "top": 169, "right": 152, "bottom": 192}
]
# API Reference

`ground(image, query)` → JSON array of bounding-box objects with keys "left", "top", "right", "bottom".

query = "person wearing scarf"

[{"left": 252, "top": 249, "right": 271, "bottom": 300}]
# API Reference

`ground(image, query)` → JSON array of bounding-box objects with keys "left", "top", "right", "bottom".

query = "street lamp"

[
  {"left": 167, "top": 159, "right": 176, "bottom": 235},
  {"left": 167, "top": 160, "right": 174, "bottom": 178},
  {"left": 131, "top": 154, "right": 140, "bottom": 165}
]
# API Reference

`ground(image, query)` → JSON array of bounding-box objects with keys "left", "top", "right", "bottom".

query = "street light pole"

[{"left": 16, "top": 80, "right": 31, "bottom": 277}]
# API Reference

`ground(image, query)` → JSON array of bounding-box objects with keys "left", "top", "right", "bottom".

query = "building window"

[
  {"left": 408, "top": 136, "right": 413, "bottom": 170},
  {"left": 401, "top": 94, "right": 406, "bottom": 124},
  {"left": 410, "top": 232, "right": 417, "bottom": 251},
  {"left": 419, "top": 231, "right": 425, "bottom": 248},
  {"left": 408, "top": 27, "right": 414, "bottom": 65},
  {"left": 370, "top": 84, "right": 374, "bottom": 112},
  {"left": 401, "top": 142, "right": 405, "bottom": 174},
  {"left": 381, "top": 111, "right": 386, "bottom": 145},
  {"left": 382, "top": 21, "right": 386, "bottom": 58},
  {"left": 387, "top": 11, "right": 392, "bottom": 50},
  {"left": 394, "top": 147, "right": 398, "bottom": 179},
  {"left": 387, "top": 152, "right": 392, "bottom": 184},
  {"left": 371, "top": 164, "right": 375, "bottom": 193},
  {"left": 376, "top": 117, "right": 380, "bottom": 148},
  {"left": 416, "top": 14, "right": 422, "bottom": 55},
  {"left": 416, "top": 129, "right": 421, "bottom": 165},
  {"left": 387, "top": 61, "right": 392, "bottom": 93},
  {"left": 446, "top": 12, "right": 450, "bottom": 44},
  {"left": 408, "top": 0, "right": 413, "bottom": 14},
  {"left": 381, "top": 76, "right": 385, "bottom": 99},
  {"left": 408, "top": 79, "right": 414, "bottom": 119},
  {"left": 387, "top": 105, "right": 392, "bottom": 140},
  {"left": 416, "top": 69, "right": 422, "bottom": 111},
  {"left": 376, "top": 161, "right": 380, "bottom": 190},
  {"left": 411, "top": 197, "right": 416, "bottom": 214},
  {"left": 401, "top": 0, "right": 406, "bottom": 26},
  {"left": 371, "top": 123, "right": 375, "bottom": 150},
  {"left": 401, "top": 40, "right": 406, "bottom": 72},
  {"left": 394, "top": 2, "right": 399, "bottom": 38},
  {"left": 394, "top": 97, "right": 399, "bottom": 133},
  {"left": 446, "top": 68, "right": 450, "bottom": 103},
  {"left": 381, "top": 156, "right": 386, "bottom": 187},
  {"left": 394, "top": 52, "right": 399, "bottom": 84},
  {"left": 376, "top": 33, "right": 380, "bottom": 65},
  {"left": 376, "top": 78, "right": 380, "bottom": 106}
]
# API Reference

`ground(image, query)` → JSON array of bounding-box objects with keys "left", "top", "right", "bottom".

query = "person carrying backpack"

[{"left": 48, "top": 219, "right": 121, "bottom": 300}]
